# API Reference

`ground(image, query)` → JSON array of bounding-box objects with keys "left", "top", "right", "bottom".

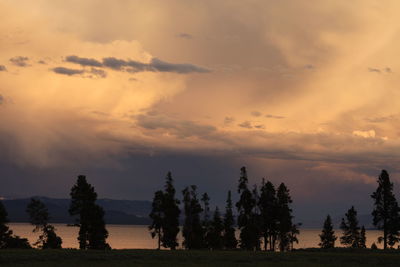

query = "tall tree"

[
  {"left": 289, "top": 223, "right": 301, "bottom": 250},
  {"left": 26, "top": 198, "right": 62, "bottom": 249},
  {"left": 319, "top": 215, "right": 336, "bottom": 249},
  {"left": 207, "top": 207, "right": 224, "bottom": 250},
  {"left": 223, "top": 191, "right": 237, "bottom": 249},
  {"left": 201, "top": 193, "right": 211, "bottom": 248},
  {"left": 0, "top": 201, "right": 30, "bottom": 249},
  {"left": 182, "top": 185, "right": 204, "bottom": 249},
  {"left": 236, "top": 167, "right": 259, "bottom": 250},
  {"left": 149, "top": 190, "right": 164, "bottom": 250},
  {"left": 69, "top": 175, "right": 110, "bottom": 250},
  {"left": 251, "top": 184, "right": 262, "bottom": 250},
  {"left": 160, "top": 172, "right": 181, "bottom": 250},
  {"left": 371, "top": 170, "right": 400, "bottom": 249},
  {"left": 276, "top": 183, "right": 295, "bottom": 251},
  {"left": 359, "top": 226, "right": 367, "bottom": 248},
  {"left": 259, "top": 179, "right": 278, "bottom": 251},
  {"left": 340, "top": 206, "right": 361, "bottom": 248}
]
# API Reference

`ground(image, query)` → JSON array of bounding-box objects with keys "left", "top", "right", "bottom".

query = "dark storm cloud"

[
  {"left": 65, "top": 55, "right": 103, "bottom": 67},
  {"left": 9, "top": 56, "right": 29, "bottom": 67},
  {"left": 52, "top": 67, "right": 84, "bottom": 76},
  {"left": 136, "top": 114, "right": 216, "bottom": 138},
  {"left": 0, "top": 65, "right": 6, "bottom": 71},
  {"left": 176, "top": 33, "right": 193, "bottom": 39},
  {"left": 238, "top": 121, "right": 252, "bottom": 129},
  {"left": 265, "top": 114, "right": 285, "bottom": 119}
]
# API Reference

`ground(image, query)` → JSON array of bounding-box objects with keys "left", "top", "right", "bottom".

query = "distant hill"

[{"left": 2, "top": 197, "right": 152, "bottom": 225}]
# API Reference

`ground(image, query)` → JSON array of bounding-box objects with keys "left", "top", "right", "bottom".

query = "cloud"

[
  {"left": 251, "top": 111, "right": 262, "bottom": 117},
  {"left": 176, "top": 33, "right": 193, "bottom": 39},
  {"left": 88, "top": 68, "right": 107, "bottom": 78},
  {"left": 52, "top": 66, "right": 106, "bottom": 78},
  {"left": 385, "top": 67, "right": 392, "bottom": 73},
  {"left": 254, "top": 124, "right": 265, "bottom": 129},
  {"left": 150, "top": 58, "right": 210, "bottom": 73},
  {"left": 136, "top": 114, "right": 216, "bottom": 138},
  {"left": 61, "top": 55, "right": 210, "bottom": 74},
  {"left": 265, "top": 114, "right": 285, "bottom": 119},
  {"left": 0, "top": 65, "right": 6, "bottom": 71},
  {"left": 238, "top": 121, "right": 252, "bottom": 129},
  {"left": 65, "top": 55, "right": 102, "bottom": 67},
  {"left": 64, "top": 55, "right": 210, "bottom": 74},
  {"left": 9, "top": 56, "right": 29, "bottom": 67},
  {"left": 0, "top": 95, "right": 4, "bottom": 104},
  {"left": 352, "top": 130, "right": 376, "bottom": 138},
  {"left": 365, "top": 115, "right": 394, "bottom": 123},
  {"left": 304, "top": 64, "right": 315, "bottom": 70},
  {"left": 224, "top": 117, "right": 235, "bottom": 124},
  {"left": 368, "top": 68, "right": 381, "bottom": 73},
  {"left": 102, "top": 57, "right": 129, "bottom": 70},
  {"left": 52, "top": 67, "right": 84, "bottom": 76}
]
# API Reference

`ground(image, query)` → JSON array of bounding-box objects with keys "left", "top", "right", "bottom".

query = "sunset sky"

[{"left": 1, "top": 0, "right": 400, "bottom": 222}]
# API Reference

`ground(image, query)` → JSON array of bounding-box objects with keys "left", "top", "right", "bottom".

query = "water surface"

[{"left": 9, "top": 223, "right": 383, "bottom": 249}]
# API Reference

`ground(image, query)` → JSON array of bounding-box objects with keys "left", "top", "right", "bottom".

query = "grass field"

[{"left": 1, "top": 248, "right": 400, "bottom": 267}]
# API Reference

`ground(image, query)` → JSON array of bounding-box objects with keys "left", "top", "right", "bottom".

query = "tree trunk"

[
  {"left": 264, "top": 235, "right": 267, "bottom": 251},
  {"left": 383, "top": 224, "right": 387, "bottom": 250},
  {"left": 157, "top": 229, "right": 161, "bottom": 250}
]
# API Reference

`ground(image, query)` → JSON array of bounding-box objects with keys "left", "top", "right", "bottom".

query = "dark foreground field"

[{"left": 1, "top": 249, "right": 400, "bottom": 267}]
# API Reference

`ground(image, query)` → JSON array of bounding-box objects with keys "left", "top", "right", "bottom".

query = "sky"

[{"left": 1, "top": 0, "right": 400, "bottom": 223}]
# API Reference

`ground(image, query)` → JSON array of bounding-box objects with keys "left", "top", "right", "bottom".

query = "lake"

[{"left": 9, "top": 223, "right": 383, "bottom": 249}]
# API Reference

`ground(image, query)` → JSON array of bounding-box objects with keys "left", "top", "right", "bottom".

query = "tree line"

[
  {"left": 149, "top": 167, "right": 299, "bottom": 251},
  {"left": 319, "top": 169, "right": 400, "bottom": 250},
  {"left": 0, "top": 168, "right": 399, "bottom": 250}
]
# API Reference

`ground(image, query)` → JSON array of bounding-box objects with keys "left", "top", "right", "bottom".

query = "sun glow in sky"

[{"left": 1, "top": 0, "right": 400, "bottom": 221}]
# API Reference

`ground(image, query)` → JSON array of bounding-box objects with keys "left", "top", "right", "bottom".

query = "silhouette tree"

[
  {"left": 223, "top": 191, "right": 237, "bottom": 249},
  {"left": 182, "top": 185, "right": 204, "bottom": 249},
  {"left": 149, "top": 190, "right": 164, "bottom": 250},
  {"left": 276, "top": 183, "right": 295, "bottom": 251},
  {"left": 289, "top": 222, "right": 301, "bottom": 250},
  {"left": 371, "top": 170, "right": 400, "bottom": 249},
  {"left": 259, "top": 179, "right": 278, "bottom": 251},
  {"left": 340, "top": 206, "right": 361, "bottom": 248},
  {"left": 0, "top": 201, "right": 30, "bottom": 249},
  {"left": 236, "top": 167, "right": 259, "bottom": 250},
  {"left": 69, "top": 175, "right": 110, "bottom": 250},
  {"left": 251, "top": 184, "right": 262, "bottom": 250},
  {"left": 160, "top": 172, "right": 180, "bottom": 250},
  {"left": 359, "top": 226, "right": 367, "bottom": 248},
  {"left": 319, "top": 215, "right": 337, "bottom": 249},
  {"left": 201, "top": 192, "right": 211, "bottom": 248},
  {"left": 26, "top": 198, "right": 62, "bottom": 249},
  {"left": 206, "top": 207, "right": 224, "bottom": 250}
]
